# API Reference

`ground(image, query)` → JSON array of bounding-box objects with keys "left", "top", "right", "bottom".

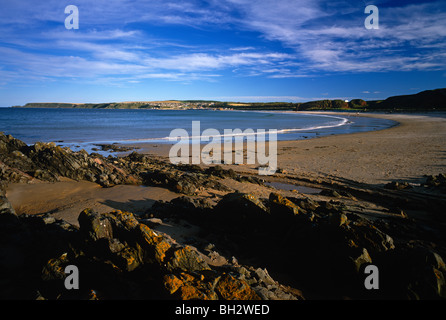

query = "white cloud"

[
  {"left": 230, "top": 47, "right": 256, "bottom": 51},
  {"left": 55, "top": 40, "right": 142, "bottom": 62},
  {"left": 219, "top": 0, "right": 446, "bottom": 73},
  {"left": 43, "top": 29, "right": 141, "bottom": 41},
  {"left": 141, "top": 52, "right": 292, "bottom": 72},
  {"left": 0, "top": 41, "right": 296, "bottom": 85},
  {"left": 1, "top": 0, "right": 445, "bottom": 87}
]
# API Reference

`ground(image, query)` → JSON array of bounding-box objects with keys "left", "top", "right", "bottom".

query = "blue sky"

[{"left": 0, "top": 0, "right": 445, "bottom": 107}]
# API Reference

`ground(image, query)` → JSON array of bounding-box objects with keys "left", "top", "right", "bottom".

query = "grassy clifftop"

[
  {"left": 18, "top": 101, "right": 183, "bottom": 109},
  {"left": 366, "top": 88, "right": 446, "bottom": 110},
  {"left": 13, "top": 88, "right": 446, "bottom": 111},
  {"left": 230, "top": 88, "right": 446, "bottom": 111}
]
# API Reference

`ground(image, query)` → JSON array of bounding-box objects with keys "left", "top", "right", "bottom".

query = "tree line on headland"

[{"left": 13, "top": 88, "right": 446, "bottom": 112}]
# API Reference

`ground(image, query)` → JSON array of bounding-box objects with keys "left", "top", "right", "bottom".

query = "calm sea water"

[{"left": 0, "top": 108, "right": 397, "bottom": 154}]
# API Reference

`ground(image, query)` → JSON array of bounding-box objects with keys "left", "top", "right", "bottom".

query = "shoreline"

[
  {"left": 107, "top": 109, "right": 399, "bottom": 156},
  {"left": 6, "top": 110, "right": 446, "bottom": 223},
  {"left": 2, "top": 108, "right": 396, "bottom": 147},
  {"left": 113, "top": 111, "right": 446, "bottom": 185},
  {"left": 8, "top": 110, "right": 444, "bottom": 229}
]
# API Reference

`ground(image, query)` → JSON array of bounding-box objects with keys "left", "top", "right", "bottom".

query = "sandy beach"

[
  {"left": 111, "top": 111, "right": 446, "bottom": 184},
  {"left": 6, "top": 111, "right": 446, "bottom": 224},
  {"left": 276, "top": 112, "right": 446, "bottom": 184}
]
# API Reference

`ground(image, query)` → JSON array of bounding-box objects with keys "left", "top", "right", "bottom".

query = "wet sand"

[{"left": 6, "top": 178, "right": 179, "bottom": 226}]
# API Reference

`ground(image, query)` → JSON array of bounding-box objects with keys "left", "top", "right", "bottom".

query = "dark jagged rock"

[
  {"left": 213, "top": 192, "right": 270, "bottom": 234},
  {"left": 78, "top": 208, "right": 114, "bottom": 242},
  {"left": 179, "top": 190, "right": 446, "bottom": 299},
  {"left": 0, "top": 161, "right": 35, "bottom": 183},
  {"left": 269, "top": 192, "right": 299, "bottom": 217},
  {"left": 0, "top": 133, "right": 27, "bottom": 155},
  {"left": 235, "top": 175, "right": 265, "bottom": 185},
  {"left": 343, "top": 213, "right": 395, "bottom": 256},
  {"left": 268, "top": 192, "right": 317, "bottom": 222},
  {"left": 0, "top": 182, "right": 16, "bottom": 217},
  {"left": 2, "top": 206, "right": 294, "bottom": 300},
  {"left": 163, "top": 272, "right": 219, "bottom": 300},
  {"left": 423, "top": 174, "right": 446, "bottom": 193},
  {"left": 142, "top": 169, "right": 198, "bottom": 195},
  {"left": 216, "top": 192, "right": 269, "bottom": 217},
  {"left": 0, "top": 133, "right": 139, "bottom": 187},
  {"left": 166, "top": 246, "right": 211, "bottom": 273},
  {"left": 146, "top": 196, "right": 213, "bottom": 224},
  {"left": 93, "top": 143, "right": 140, "bottom": 153},
  {"left": 376, "top": 242, "right": 446, "bottom": 299},
  {"left": 215, "top": 274, "right": 261, "bottom": 300},
  {"left": 0, "top": 213, "right": 79, "bottom": 298},
  {"left": 319, "top": 189, "right": 342, "bottom": 197},
  {"left": 385, "top": 181, "right": 413, "bottom": 190},
  {"left": 204, "top": 165, "right": 236, "bottom": 179},
  {"left": 141, "top": 166, "right": 232, "bottom": 195},
  {"left": 0, "top": 134, "right": 257, "bottom": 195}
]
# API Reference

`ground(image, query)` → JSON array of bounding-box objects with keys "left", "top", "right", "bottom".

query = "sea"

[{"left": 0, "top": 108, "right": 397, "bottom": 155}]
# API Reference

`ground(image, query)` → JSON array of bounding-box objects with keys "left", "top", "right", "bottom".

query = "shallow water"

[{"left": 0, "top": 108, "right": 397, "bottom": 155}]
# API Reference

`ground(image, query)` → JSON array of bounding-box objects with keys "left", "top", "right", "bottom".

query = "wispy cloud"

[
  {"left": 143, "top": 52, "right": 292, "bottom": 71},
  {"left": 0, "top": 39, "right": 295, "bottom": 85},
  {"left": 225, "top": 0, "right": 446, "bottom": 73},
  {"left": 230, "top": 47, "right": 256, "bottom": 51},
  {"left": 0, "top": 0, "right": 445, "bottom": 89}
]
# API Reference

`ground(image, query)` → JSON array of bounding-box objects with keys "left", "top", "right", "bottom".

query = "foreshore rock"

[
  {"left": 1, "top": 133, "right": 446, "bottom": 300},
  {"left": 0, "top": 133, "right": 139, "bottom": 187},
  {"left": 0, "top": 195, "right": 303, "bottom": 300},
  {"left": 0, "top": 133, "right": 258, "bottom": 195},
  {"left": 147, "top": 191, "right": 446, "bottom": 300},
  {"left": 423, "top": 174, "right": 446, "bottom": 193},
  {"left": 1, "top": 183, "right": 445, "bottom": 300},
  {"left": 92, "top": 143, "right": 140, "bottom": 153}
]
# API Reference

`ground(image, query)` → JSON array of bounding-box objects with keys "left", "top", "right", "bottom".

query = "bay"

[{"left": 0, "top": 108, "right": 397, "bottom": 154}]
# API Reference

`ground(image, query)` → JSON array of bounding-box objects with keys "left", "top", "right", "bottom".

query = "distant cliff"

[
  {"left": 13, "top": 88, "right": 446, "bottom": 111},
  {"left": 221, "top": 88, "right": 446, "bottom": 111},
  {"left": 295, "top": 88, "right": 446, "bottom": 111},
  {"left": 366, "top": 88, "right": 446, "bottom": 110},
  {"left": 18, "top": 101, "right": 183, "bottom": 109}
]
